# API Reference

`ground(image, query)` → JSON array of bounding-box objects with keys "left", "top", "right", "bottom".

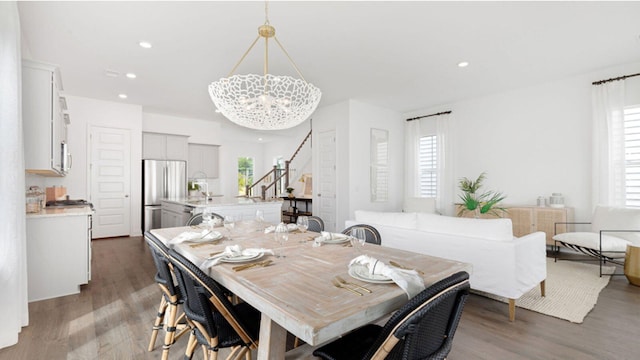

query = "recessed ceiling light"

[
  {"left": 214, "top": 108, "right": 222, "bottom": 113},
  {"left": 458, "top": 61, "right": 470, "bottom": 68},
  {"left": 139, "top": 41, "right": 152, "bottom": 49},
  {"left": 125, "top": 73, "right": 137, "bottom": 79},
  {"left": 118, "top": 94, "right": 128, "bottom": 99},
  {"left": 258, "top": 137, "right": 263, "bottom": 141}
]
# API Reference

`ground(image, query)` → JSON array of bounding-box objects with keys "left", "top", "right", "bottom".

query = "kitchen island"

[
  {"left": 161, "top": 197, "right": 283, "bottom": 226},
  {"left": 26, "top": 206, "right": 93, "bottom": 302}
]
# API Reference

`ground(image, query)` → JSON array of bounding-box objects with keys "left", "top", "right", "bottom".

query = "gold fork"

[
  {"left": 335, "top": 276, "right": 371, "bottom": 293},
  {"left": 332, "top": 279, "right": 362, "bottom": 296}
]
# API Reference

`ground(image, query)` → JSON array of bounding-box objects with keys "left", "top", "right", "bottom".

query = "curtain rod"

[
  {"left": 592, "top": 72, "right": 640, "bottom": 86},
  {"left": 406, "top": 110, "right": 452, "bottom": 122}
]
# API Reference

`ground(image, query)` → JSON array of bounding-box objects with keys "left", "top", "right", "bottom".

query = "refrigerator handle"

[{"left": 163, "top": 165, "right": 168, "bottom": 198}]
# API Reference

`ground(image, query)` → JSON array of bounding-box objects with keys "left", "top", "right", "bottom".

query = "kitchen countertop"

[
  {"left": 26, "top": 206, "right": 94, "bottom": 218},
  {"left": 162, "top": 197, "right": 283, "bottom": 208}
]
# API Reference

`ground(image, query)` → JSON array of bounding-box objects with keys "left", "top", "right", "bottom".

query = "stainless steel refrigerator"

[{"left": 142, "top": 159, "right": 187, "bottom": 232}]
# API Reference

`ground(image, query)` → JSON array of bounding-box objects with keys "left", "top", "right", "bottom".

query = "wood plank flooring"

[{"left": 1, "top": 236, "right": 638, "bottom": 359}]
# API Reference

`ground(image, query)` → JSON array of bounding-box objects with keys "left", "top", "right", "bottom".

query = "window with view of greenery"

[{"left": 238, "top": 157, "right": 254, "bottom": 196}]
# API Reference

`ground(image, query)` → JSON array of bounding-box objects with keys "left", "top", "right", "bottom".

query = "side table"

[{"left": 624, "top": 243, "right": 640, "bottom": 286}]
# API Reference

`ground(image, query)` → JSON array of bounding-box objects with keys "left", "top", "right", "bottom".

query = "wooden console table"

[
  {"left": 281, "top": 197, "right": 312, "bottom": 223},
  {"left": 458, "top": 205, "right": 574, "bottom": 245}
]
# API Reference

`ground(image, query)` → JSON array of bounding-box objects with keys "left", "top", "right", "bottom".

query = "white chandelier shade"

[
  {"left": 208, "top": 2, "right": 321, "bottom": 130},
  {"left": 209, "top": 73, "right": 321, "bottom": 130}
]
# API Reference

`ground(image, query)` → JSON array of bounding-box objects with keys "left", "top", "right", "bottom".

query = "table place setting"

[
  {"left": 200, "top": 244, "right": 274, "bottom": 269},
  {"left": 313, "top": 231, "right": 351, "bottom": 247},
  {"left": 168, "top": 229, "right": 224, "bottom": 246},
  {"left": 349, "top": 255, "right": 426, "bottom": 298}
]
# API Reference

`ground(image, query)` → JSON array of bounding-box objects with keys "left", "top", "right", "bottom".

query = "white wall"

[
  {"left": 348, "top": 100, "right": 404, "bottom": 215},
  {"left": 406, "top": 61, "right": 640, "bottom": 221},
  {"left": 35, "top": 96, "right": 143, "bottom": 235},
  {"left": 312, "top": 100, "right": 403, "bottom": 231}
]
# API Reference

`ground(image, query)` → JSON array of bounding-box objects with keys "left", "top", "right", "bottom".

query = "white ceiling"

[{"left": 18, "top": 1, "right": 640, "bottom": 134}]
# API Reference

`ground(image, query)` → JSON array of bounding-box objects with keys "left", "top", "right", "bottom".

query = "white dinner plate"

[
  {"left": 348, "top": 264, "right": 394, "bottom": 284},
  {"left": 322, "top": 234, "right": 350, "bottom": 244},
  {"left": 189, "top": 231, "right": 223, "bottom": 243},
  {"left": 220, "top": 249, "right": 264, "bottom": 263}
]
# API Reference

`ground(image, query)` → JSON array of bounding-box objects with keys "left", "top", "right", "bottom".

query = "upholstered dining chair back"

[
  {"left": 186, "top": 211, "right": 224, "bottom": 226},
  {"left": 308, "top": 216, "right": 325, "bottom": 233},
  {"left": 312, "top": 271, "right": 470, "bottom": 360},
  {"left": 342, "top": 224, "right": 382, "bottom": 245},
  {"left": 167, "top": 248, "right": 260, "bottom": 358}
]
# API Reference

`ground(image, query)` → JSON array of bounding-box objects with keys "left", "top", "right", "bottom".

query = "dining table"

[{"left": 150, "top": 222, "right": 471, "bottom": 359}]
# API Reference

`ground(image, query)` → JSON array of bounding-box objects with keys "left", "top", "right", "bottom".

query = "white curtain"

[
  {"left": 592, "top": 80, "right": 626, "bottom": 209},
  {"left": 404, "top": 119, "right": 421, "bottom": 202},
  {"left": 403, "top": 113, "right": 454, "bottom": 215},
  {"left": 435, "top": 113, "right": 454, "bottom": 215},
  {"left": 0, "top": 1, "right": 29, "bottom": 349}
]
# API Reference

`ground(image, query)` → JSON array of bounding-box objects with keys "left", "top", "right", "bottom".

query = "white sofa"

[{"left": 346, "top": 210, "right": 547, "bottom": 321}]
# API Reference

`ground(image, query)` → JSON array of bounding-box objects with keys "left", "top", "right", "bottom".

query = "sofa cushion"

[
  {"left": 591, "top": 206, "right": 640, "bottom": 244},
  {"left": 416, "top": 213, "right": 513, "bottom": 241},
  {"left": 354, "top": 210, "right": 417, "bottom": 229},
  {"left": 553, "top": 232, "right": 631, "bottom": 252}
]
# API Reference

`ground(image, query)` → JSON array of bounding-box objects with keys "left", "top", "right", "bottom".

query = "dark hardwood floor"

[{"left": 1, "top": 237, "right": 639, "bottom": 359}]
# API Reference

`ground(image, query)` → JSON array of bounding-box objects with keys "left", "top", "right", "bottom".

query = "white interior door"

[
  {"left": 90, "top": 126, "right": 131, "bottom": 238},
  {"left": 318, "top": 130, "right": 337, "bottom": 231}
]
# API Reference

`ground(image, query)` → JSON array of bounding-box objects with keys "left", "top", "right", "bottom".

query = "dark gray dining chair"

[
  {"left": 143, "top": 232, "right": 190, "bottom": 360},
  {"left": 167, "top": 248, "right": 261, "bottom": 360},
  {"left": 186, "top": 211, "right": 224, "bottom": 226},
  {"left": 342, "top": 224, "right": 382, "bottom": 245},
  {"left": 307, "top": 216, "right": 325, "bottom": 233},
  {"left": 313, "top": 271, "right": 470, "bottom": 360}
]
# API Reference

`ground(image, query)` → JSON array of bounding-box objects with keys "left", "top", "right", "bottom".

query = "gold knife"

[{"left": 232, "top": 260, "right": 272, "bottom": 272}]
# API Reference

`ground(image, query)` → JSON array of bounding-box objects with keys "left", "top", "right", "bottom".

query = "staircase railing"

[{"left": 246, "top": 129, "right": 312, "bottom": 200}]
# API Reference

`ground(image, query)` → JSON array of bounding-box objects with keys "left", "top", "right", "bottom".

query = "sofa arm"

[{"left": 513, "top": 231, "right": 547, "bottom": 288}]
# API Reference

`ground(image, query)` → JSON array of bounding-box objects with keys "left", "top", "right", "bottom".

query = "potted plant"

[
  {"left": 286, "top": 187, "right": 295, "bottom": 198},
  {"left": 456, "top": 172, "right": 506, "bottom": 218},
  {"left": 188, "top": 181, "right": 200, "bottom": 198}
]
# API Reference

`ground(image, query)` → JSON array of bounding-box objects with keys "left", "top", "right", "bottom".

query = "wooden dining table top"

[{"left": 150, "top": 224, "right": 471, "bottom": 359}]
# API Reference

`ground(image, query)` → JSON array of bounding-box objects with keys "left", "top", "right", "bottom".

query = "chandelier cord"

[{"left": 226, "top": 35, "right": 261, "bottom": 78}]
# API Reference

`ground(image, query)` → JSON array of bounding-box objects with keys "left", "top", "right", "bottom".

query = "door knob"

[
  {"left": 125, "top": 195, "right": 129, "bottom": 198},
  {"left": 317, "top": 194, "right": 321, "bottom": 197}
]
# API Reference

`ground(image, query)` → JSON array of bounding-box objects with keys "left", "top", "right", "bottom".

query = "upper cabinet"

[
  {"left": 188, "top": 144, "right": 219, "bottom": 179},
  {"left": 23, "top": 60, "right": 70, "bottom": 176},
  {"left": 142, "top": 132, "right": 189, "bottom": 161}
]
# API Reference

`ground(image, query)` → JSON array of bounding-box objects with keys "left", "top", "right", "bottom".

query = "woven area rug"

[{"left": 477, "top": 258, "right": 614, "bottom": 323}]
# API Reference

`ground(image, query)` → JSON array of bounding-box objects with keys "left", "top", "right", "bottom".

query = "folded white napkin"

[
  {"left": 200, "top": 245, "right": 274, "bottom": 269},
  {"left": 349, "top": 255, "right": 425, "bottom": 299},
  {"left": 169, "top": 229, "right": 221, "bottom": 245},
  {"left": 313, "top": 231, "right": 348, "bottom": 247},
  {"left": 264, "top": 225, "right": 275, "bottom": 234}
]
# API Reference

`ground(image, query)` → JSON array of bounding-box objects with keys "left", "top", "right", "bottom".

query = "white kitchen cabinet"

[
  {"left": 143, "top": 132, "right": 189, "bottom": 161},
  {"left": 26, "top": 212, "right": 92, "bottom": 302},
  {"left": 188, "top": 143, "right": 220, "bottom": 179},
  {"left": 23, "top": 60, "right": 69, "bottom": 176}
]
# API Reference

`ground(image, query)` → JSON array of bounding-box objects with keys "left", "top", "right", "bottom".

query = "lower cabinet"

[
  {"left": 26, "top": 213, "right": 92, "bottom": 302},
  {"left": 502, "top": 206, "right": 574, "bottom": 245},
  {"left": 458, "top": 205, "right": 574, "bottom": 245}
]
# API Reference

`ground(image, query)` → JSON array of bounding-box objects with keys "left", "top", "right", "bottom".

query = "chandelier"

[{"left": 209, "top": 2, "right": 322, "bottom": 130}]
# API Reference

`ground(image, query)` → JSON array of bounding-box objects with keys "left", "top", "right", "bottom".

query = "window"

[
  {"left": 238, "top": 157, "right": 254, "bottom": 196},
  {"left": 418, "top": 135, "right": 437, "bottom": 197},
  {"left": 624, "top": 106, "right": 640, "bottom": 207}
]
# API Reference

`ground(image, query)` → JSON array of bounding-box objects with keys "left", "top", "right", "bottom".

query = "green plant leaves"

[{"left": 457, "top": 173, "right": 506, "bottom": 217}]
